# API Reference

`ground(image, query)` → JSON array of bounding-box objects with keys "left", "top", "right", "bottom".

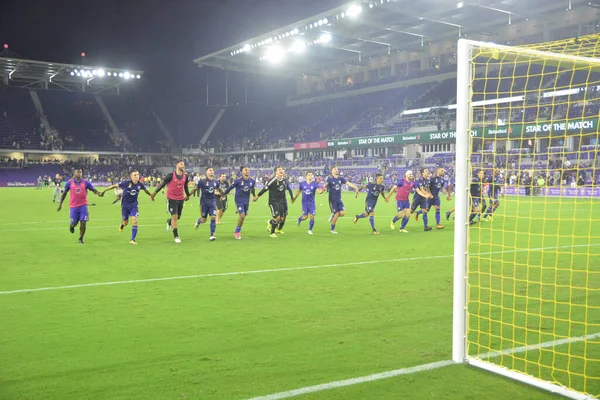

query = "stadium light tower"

[
  {"left": 346, "top": 4, "right": 362, "bottom": 18},
  {"left": 265, "top": 46, "right": 285, "bottom": 63}
]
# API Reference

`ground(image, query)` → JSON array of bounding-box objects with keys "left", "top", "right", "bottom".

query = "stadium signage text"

[
  {"left": 294, "top": 141, "right": 328, "bottom": 150},
  {"left": 306, "top": 117, "right": 599, "bottom": 149}
]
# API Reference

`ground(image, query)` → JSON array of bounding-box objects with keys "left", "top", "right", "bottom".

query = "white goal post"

[{"left": 452, "top": 38, "right": 599, "bottom": 400}]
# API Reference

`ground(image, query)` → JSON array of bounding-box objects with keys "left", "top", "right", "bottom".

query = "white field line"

[
  {"left": 244, "top": 332, "right": 600, "bottom": 400},
  {"left": 0, "top": 244, "right": 597, "bottom": 296}
]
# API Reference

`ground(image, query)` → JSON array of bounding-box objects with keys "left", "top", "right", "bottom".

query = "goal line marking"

[
  {"left": 244, "top": 332, "right": 600, "bottom": 400},
  {"left": 0, "top": 243, "right": 596, "bottom": 295}
]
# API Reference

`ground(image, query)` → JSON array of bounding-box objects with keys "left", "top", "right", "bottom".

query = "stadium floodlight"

[
  {"left": 70, "top": 72, "right": 75, "bottom": 76},
  {"left": 318, "top": 19, "right": 324, "bottom": 26},
  {"left": 242, "top": 44, "right": 251, "bottom": 52},
  {"left": 322, "top": 18, "right": 328, "bottom": 25},
  {"left": 346, "top": 4, "right": 362, "bottom": 18},
  {"left": 289, "top": 40, "right": 306, "bottom": 53},
  {"left": 319, "top": 33, "right": 332, "bottom": 44},
  {"left": 136, "top": 74, "right": 141, "bottom": 79},
  {"left": 76, "top": 72, "right": 81, "bottom": 77},
  {"left": 118, "top": 72, "right": 124, "bottom": 78},
  {"left": 124, "top": 71, "right": 131, "bottom": 79},
  {"left": 264, "top": 46, "right": 285, "bottom": 63},
  {"left": 107, "top": 72, "right": 112, "bottom": 76}
]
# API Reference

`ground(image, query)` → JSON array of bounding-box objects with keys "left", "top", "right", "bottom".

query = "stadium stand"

[{"left": 0, "top": 87, "right": 42, "bottom": 150}]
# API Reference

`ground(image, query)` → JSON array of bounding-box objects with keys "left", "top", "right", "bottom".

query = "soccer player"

[
  {"left": 52, "top": 173, "right": 63, "bottom": 203},
  {"left": 469, "top": 169, "right": 485, "bottom": 225},
  {"left": 101, "top": 170, "right": 153, "bottom": 244},
  {"left": 188, "top": 167, "right": 220, "bottom": 241},
  {"left": 56, "top": 168, "right": 103, "bottom": 244},
  {"left": 353, "top": 173, "right": 386, "bottom": 234},
  {"left": 222, "top": 166, "right": 256, "bottom": 239},
  {"left": 253, "top": 166, "right": 293, "bottom": 238},
  {"left": 322, "top": 166, "right": 359, "bottom": 234},
  {"left": 483, "top": 168, "right": 503, "bottom": 221},
  {"left": 415, "top": 167, "right": 450, "bottom": 229},
  {"left": 293, "top": 171, "right": 323, "bottom": 235},
  {"left": 386, "top": 170, "right": 416, "bottom": 233},
  {"left": 215, "top": 173, "right": 229, "bottom": 225},
  {"left": 150, "top": 160, "right": 190, "bottom": 243},
  {"left": 410, "top": 168, "right": 434, "bottom": 231},
  {"left": 276, "top": 168, "right": 295, "bottom": 234}
]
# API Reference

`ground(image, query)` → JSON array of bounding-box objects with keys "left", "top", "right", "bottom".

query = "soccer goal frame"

[{"left": 452, "top": 38, "right": 599, "bottom": 400}]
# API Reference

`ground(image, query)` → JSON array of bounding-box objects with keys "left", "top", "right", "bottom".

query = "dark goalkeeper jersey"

[{"left": 258, "top": 177, "right": 292, "bottom": 203}]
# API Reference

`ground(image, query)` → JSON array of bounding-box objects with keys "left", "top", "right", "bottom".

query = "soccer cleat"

[
  {"left": 78, "top": 238, "right": 84, "bottom": 244},
  {"left": 436, "top": 224, "right": 445, "bottom": 230},
  {"left": 446, "top": 211, "right": 451, "bottom": 221},
  {"left": 307, "top": 230, "right": 313, "bottom": 235},
  {"left": 69, "top": 225, "right": 75, "bottom": 234},
  {"left": 234, "top": 232, "right": 241, "bottom": 240},
  {"left": 194, "top": 219, "right": 201, "bottom": 230},
  {"left": 174, "top": 237, "right": 182, "bottom": 243},
  {"left": 276, "top": 230, "right": 285, "bottom": 234},
  {"left": 373, "top": 230, "right": 380, "bottom": 235},
  {"left": 353, "top": 215, "right": 359, "bottom": 224},
  {"left": 166, "top": 219, "right": 172, "bottom": 231},
  {"left": 270, "top": 233, "right": 278, "bottom": 238},
  {"left": 119, "top": 224, "right": 124, "bottom": 232},
  {"left": 399, "top": 229, "right": 409, "bottom": 233},
  {"left": 129, "top": 240, "right": 137, "bottom": 245},
  {"left": 424, "top": 226, "right": 432, "bottom": 231},
  {"left": 266, "top": 220, "right": 272, "bottom": 232},
  {"left": 209, "top": 236, "right": 216, "bottom": 241},
  {"left": 390, "top": 220, "right": 396, "bottom": 230},
  {"left": 330, "top": 230, "right": 338, "bottom": 234}
]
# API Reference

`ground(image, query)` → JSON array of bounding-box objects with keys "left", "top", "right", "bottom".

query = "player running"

[
  {"left": 415, "top": 167, "right": 451, "bottom": 229},
  {"left": 52, "top": 173, "right": 63, "bottom": 203},
  {"left": 323, "top": 166, "right": 359, "bottom": 234},
  {"left": 253, "top": 166, "right": 294, "bottom": 238},
  {"left": 215, "top": 173, "right": 230, "bottom": 225},
  {"left": 483, "top": 168, "right": 503, "bottom": 221},
  {"left": 469, "top": 169, "right": 485, "bottom": 225},
  {"left": 353, "top": 173, "right": 386, "bottom": 234},
  {"left": 189, "top": 167, "right": 220, "bottom": 241},
  {"left": 222, "top": 166, "right": 256, "bottom": 239},
  {"left": 151, "top": 160, "right": 190, "bottom": 243},
  {"left": 101, "top": 170, "right": 154, "bottom": 244},
  {"left": 57, "top": 168, "right": 103, "bottom": 244},
  {"left": 293, "top": 171, "right": 323, "bottom": 235},
  {"left": 386, "top": 170, "right": 415, "bottom": 233},
  {"left": 410, "top": 168, "right": 434, "bottom": 231}
]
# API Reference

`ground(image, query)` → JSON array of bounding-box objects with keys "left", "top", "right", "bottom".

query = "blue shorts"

[
  {"left": 122, "top": 204, "right": 139, "bottom": 220},
  {"left": 302, "top": 203, "right": 316, "bottom": 216},
  {"left": 411, "top": 196, "right": 429, "bottom": 211},
  {"left": 365, "top": 201, "right": 377, "bottom": 213},
  {"left": 201, "top": 201, "right": 217, "bottom": 218},
  {"left": 330, "top": 200, "right": 345, "bottom": 214},
  {"left": 236, "top": 203, "right": 249, "bottom": 215},
  {"left": 69, "top": 205, "right": 89, "bottom": 225},
  {"left": 428, "top": 196, "right": 441, "bottom": 209},
  {"left": 471, "top": 197, "right": 481, "bottom": 209},
  {"left": 396, "top": 200, "right": 411, "bottom": 211}
]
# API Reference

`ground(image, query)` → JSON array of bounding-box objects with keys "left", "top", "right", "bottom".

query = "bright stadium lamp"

[
  {"left": 118, "top": 72, "right": 124, "bottom": 78},
  {"left": 136, "top": 74, "right": 141, "bottom": 79},
  {"left": 290, "top": 40, "right": 306, "bottom": 53},
  {"left": 241, "top": 45, "right": 249, "bottom": 53},
  {"left": 124, "top": 71, "right": 131, "bottom": 79},
  {"left": 107, "top": 72, "right": 112, "bottom": 76},
  {"left": 346, "top": 4, "right": 362, "bottom": 17},
  {"left": 319, "top": 33, "right": 332, "bottom": 44},
  {"left": 265, "top": 46, "right": 285, "bottom": 63},
  {"left": 70, "top": 71, "right": 75, "bottom": 76}
]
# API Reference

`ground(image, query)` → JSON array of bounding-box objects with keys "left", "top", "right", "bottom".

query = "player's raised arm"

[
  {"left": 346, "top": 180, "right": 359, "bottom": 195},
  {"left": 385, "top": 185, "right": 397, "bottom": 202},
  {"left": 293, "top": 188, "right": 302, "bottom": 202},
  {"left": 222, "top": 180, "right": 237, "bottom": 196},
  {"left": 85, "top": 180, "right": 103, "bottom": 197},
  {"left": 254, "top": 177, "right": 273, "bottom": 200},
  {"left": 101, "top": 183, "right": 119, "bottom": 196}
]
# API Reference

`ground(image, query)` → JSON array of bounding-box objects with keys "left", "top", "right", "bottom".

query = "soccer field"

[{"left": 0, "top": 188, "right": 597, "bottom": 400}]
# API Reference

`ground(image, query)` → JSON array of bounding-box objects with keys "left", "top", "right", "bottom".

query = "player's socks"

[
  {"left": 423, "top": 213, "right": 428, "bottom": 227},
  {"left": 278, "top": 221, "right": 285, "bottom": 230},
  {"left": 330, "top": 223, "right": 335, "bottom": 231},
  {"left": 435, "top": 210, "right": 441, "bottom": 225},
  {"left": 119, "top": 224, "right": 124, "bottom": 231},
  {"left": 357, "top": 213, "right": 367, "bottom": 219},
  {"left": 392, "top": 215, "right": 400, "bottom": 223},
  {"left": 131, "top": 226, "right": 138, "bottom": 241},
  {"left": 270, "top": 220, "right": 277, "bottom": 234},
  {"left": 369, "top": 216, "right": 376, "bottom": 231},
  {"left": 309, "top": 219, "right": 315, "bottom": 231},
  {"left": 173, "top": 228, "right": 179, "bottom": 238},
  {"left": 210, "top": 219, "right": 216, "bottom": 236},
  {"left": 400, "top": 216, "right": 409, "bottom": 229},
  {"left": 297, "top": 216, "right": 303, "bottom": 226},
  {"left": 416, "top": 210, "right": 423, "bottom": 216},
  {"left": 235, "top": 226, "right": 241, "bottom": 234}
]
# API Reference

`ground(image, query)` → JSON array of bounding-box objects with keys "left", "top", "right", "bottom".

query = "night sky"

[{"left": 0, "top": 0, "right": 345, "bottom": 101}]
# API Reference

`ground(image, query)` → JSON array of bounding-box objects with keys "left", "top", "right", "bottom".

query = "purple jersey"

[
  {"left": 414, "top": 178, "right": 430, "bottom": 199},
  {"left": 325, "top": 176, "right": 347, "bottom": 202},
  {"left": 365, "top": 182, "right": 384, "bottom": 204},
  {"left": 197, "top": 178, "right": 219, "bottom": 204},
  {"left": 224, "top": 177, "right": 256, "bottom": 205},
  {"left": 299, "top": 181, "right": 319, "bottom": 205},
  {"left": 429, "top": 176, "right": 445, "bottom": 198},
  {"left": 118, "top": 180, "right": 147, "bottom": 205}
]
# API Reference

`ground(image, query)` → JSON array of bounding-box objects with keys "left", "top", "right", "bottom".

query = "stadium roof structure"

[
  {"left": 194, "top": 0, "right": 589, "bottom": 78},
  {"left": 0, "top": 57, "right": 144, "bottom": 93}
]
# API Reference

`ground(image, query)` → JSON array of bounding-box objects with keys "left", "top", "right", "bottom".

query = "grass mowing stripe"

[
  {"left": 245, "top": 332, "right": 600, "bottom": 400},
  {"left": 0, "top": 243, "right": 597, "bottom": 295}
]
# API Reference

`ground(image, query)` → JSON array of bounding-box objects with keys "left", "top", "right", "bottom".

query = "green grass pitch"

[{"left": 0, "top": 187, "right": 597, "bottom": 399}]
